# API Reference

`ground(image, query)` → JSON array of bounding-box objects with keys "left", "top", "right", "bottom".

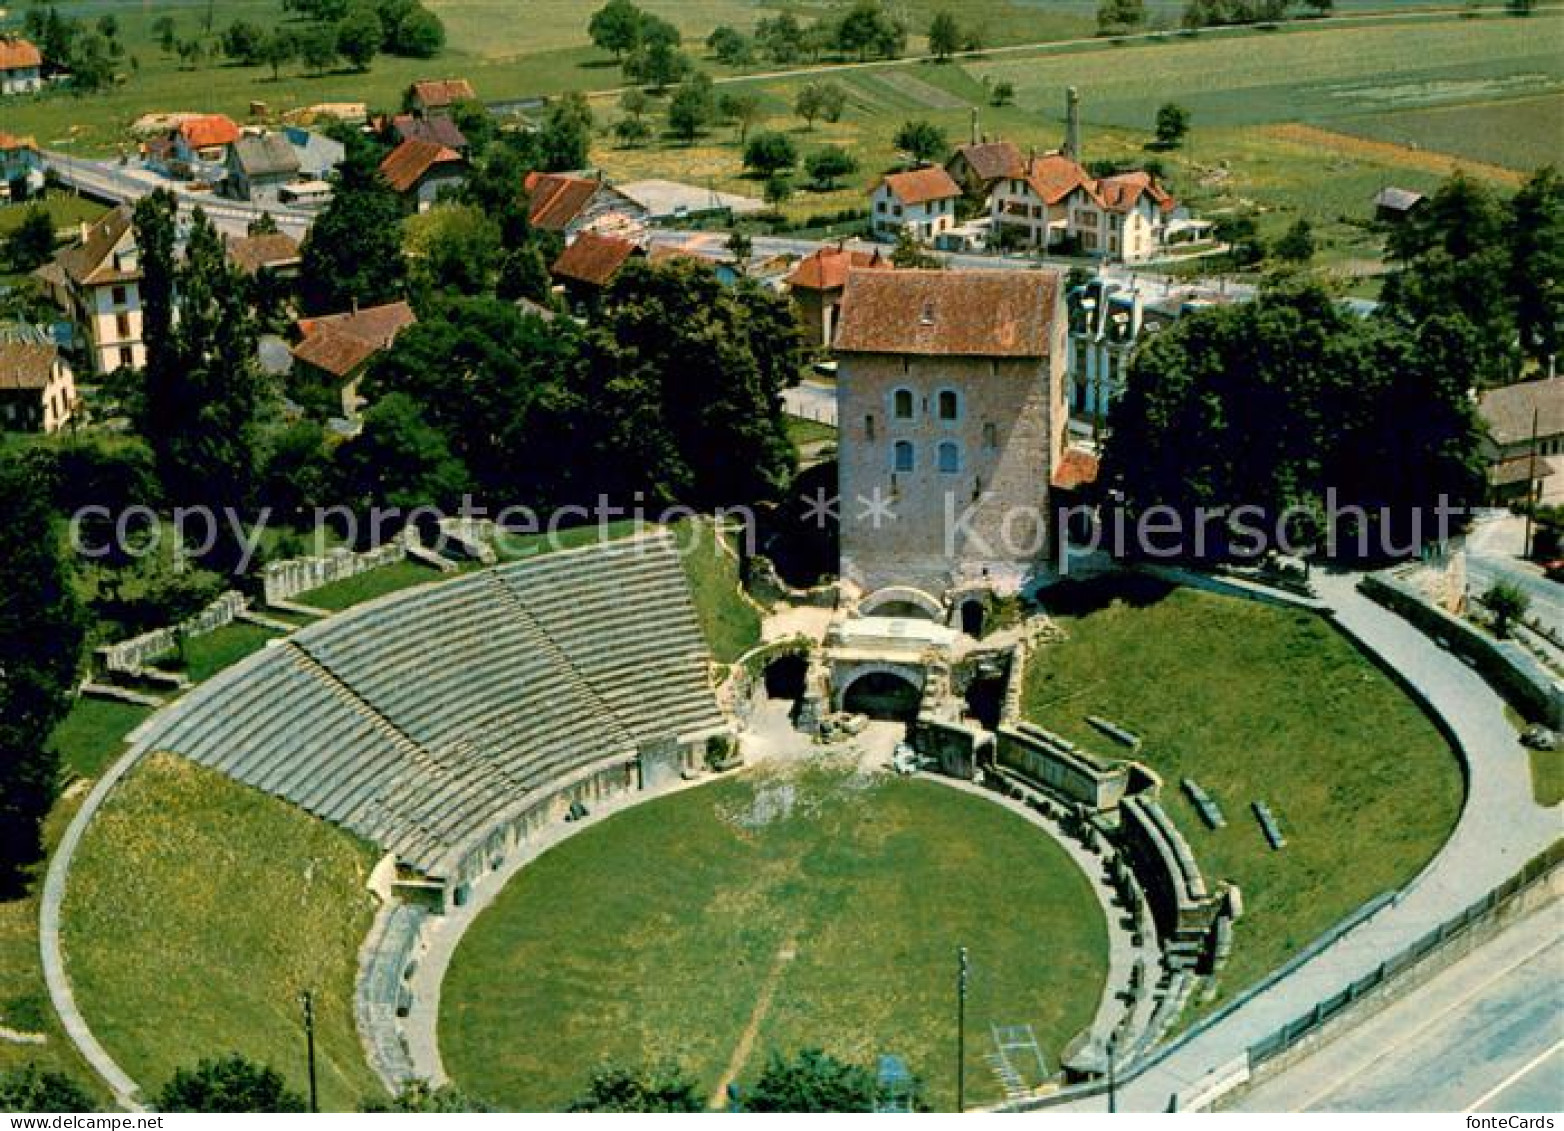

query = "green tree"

[
  {"left": 795, "top": 81, "right": 846, "bottom": 129},
  {"left": 1508, "top": 166, "right": 1564, "bottom": 369},
  {"left": 5, "top": 206, "right": 56, "bottom": 272},
  {"left": 298, "top": 23, "right": 339, "bottom": 73},
  {"left": 497, "top": 242, "right": 554, "bottom": 304},
  {"left": 890, "top": 227, "right": 939, "bottom": 268},
  {"left": 806, "top": 146, "right": 859, "bottom": 189},
  {"left": 221, "top": 19, "right": 266, "bottom": 63},
  {"left": 893, "top": 119, "right": 947, "bottom": 164},
  {"left": 257, "top": 30, "right": 297, "bottom": 80},
  {"left": 378, "top": 0, "right": 445, "bottom": 56},
  {"left": 1484, "top": 581, "right": 1530, "bottom": 638},
  {"left": 1154, "top": 102, "right": 1190, "bottom": 149},
  {"left": 299, "top": 172, "right": 407, "bottom": 313},
  {"left": 718, "top": 91, "right": 762, "bottom": 144},
  {"left": 569, "top": 1063, "right": 703, "bottom": 1113},
  {"left": 837, "top": 0, "right": 906, "bottom": 60},
  {"left": 755, "top": 12, "right": 803, "bottom": 63},
  {"left": 927, "top": 10, "right": 961, "bottom": 60},
  {"left": 613, "top": 116, "right": 652, "bottom": 147},
  {"left": 989, "top": 79, "right": 1016, "bottom": 107},
  {"left": 333, "top": 391, "right": 471, "bottom": 513},
  {"left": 404, "top": 203, "right": 502, "bottom": 295},
  {"left": 159, "top": 1056, "right": 305, "bottom": 1113},
  {"left": 151, "top": 14, "right": 178, "bottom": 52},
  {"left": 362, "top": 1079, "right": 488, "bottom": 1112},
  {"left": 618, "top": 86, "right": 649, "bottom": 122},
  {"left": 1273, "top": 218, "right": 1315, "bottom": 263},
  {"left": 588, "top": 0, "right": 644, "bottom": 60},
  {"left": 764, "top": 173, "right": 793, "bottom": 208},
  {"left": 667, "top": 73, "right": 715, "bottom": 142},
  {"left": 0, "top": 1064, "right": 95, "bottom": 1113},
  {"left": 335, "top": 4, "right": 382, "bottom": 70},
  {"left": 705, "top": 25, "right": 752, "bottom": 64},
  {"left": 744, "top": 1049, "right": 879, "bottom": 1113},
  {"left": 743, "top": 130, "right": 798, "bottom": 177},
  {"left": 1098, "top": 0, "right": 1146, "bottom": 32},
  {"left": 624, "top": 36, "right": 688, "bottom": 90},
  {"left": 0, "top": 455, "right": 85, "bottom": 894},
  {"left": 539, "top": 91, "right": 594, "bottom": 171},
  {"left": 70, "top": 31, "right": 116, "bottom": 91}
]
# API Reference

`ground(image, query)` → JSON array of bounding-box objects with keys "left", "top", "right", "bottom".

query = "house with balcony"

[
  {"left": 870, "top": 166, "right": 962, "bottom": 243},
  {"left": 0, "top": 131, "right": 44, "bottom": 200},
  {"left": 169, "top": 114, "right": 241, "bottom": 179},
  {"left": 34, "top": 205, "right": 145, "bottom": 376},
  {"left": 990, "top": 153, "right": 1182, "bottom": 264}
]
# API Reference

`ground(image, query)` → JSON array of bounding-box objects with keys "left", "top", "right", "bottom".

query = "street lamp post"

[
  {"left": 300, "top": 990, "right": 319, "bottom": 1114},
  {"left": 956, "top": 946, "right": 969, "bottom": 1113}
]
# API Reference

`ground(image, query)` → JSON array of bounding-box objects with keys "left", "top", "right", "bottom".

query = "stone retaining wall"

[
  {"left": 262, "top": 540, "right": 408, "bottom": 606},
  {"left": 94, "top": 590, "right": 249, "bottom": 676},
  {"left": 996, "top": 722, "right": 1129, "bottom": 812},
  {"left": 1360, "top": 569, "right": 1563, "bottom": 727}
]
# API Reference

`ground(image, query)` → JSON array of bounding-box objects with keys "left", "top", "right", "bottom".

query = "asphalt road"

[{"left": 1234, "top": 898, "right": 1564, "bottom": 1114}]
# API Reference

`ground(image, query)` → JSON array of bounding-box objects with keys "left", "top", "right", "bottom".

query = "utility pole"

[
  {"left": 1523, "top": 406, "right": 1541, "bottom": 561},
  {"left": 1107, "top": 1032, "right": 1118, "bottom": 1113},
  {"left": 300, "top": 990, "right": 318, "bottom": 1114},
  {"left": 956, "top": 946, "right": 969, "bottom": 1113}
]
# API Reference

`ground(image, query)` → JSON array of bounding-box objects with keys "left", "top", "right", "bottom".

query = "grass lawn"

[
  {"left": 1331, "top": 92, "right": 1564, "bottom": 172},
  {"left": 175, "top": 623, "right": 282, "bottom": 683},
  {"left": 786, "top": 414, "right": 838, "bottom": 453},
  {"left": 61, "top": 752, "right": 382, "bottom": 1111},
  {"left": 492, "top": 517, "right": 644, "bottom": 561},
  {"left": 1022, "top": 576, "right": 1462, "bottom": 1011},
  {"left": 295, "top": 558, "right": 443, "bottom": 611},
  {"left": 46, "top": 697, "right": 151, "bottom": 781},
  {"left": 0, "top": 192, "right": 109, "bottom": 236},
  {"left": 674, "top": 518, "right": 763, "bottom": 664},
  {"left": 1529, "top": 747, "right": 1564, "bottom": 807},
  {"left": 441, "top": 766, "right": 1108, "bottom": 1111}
]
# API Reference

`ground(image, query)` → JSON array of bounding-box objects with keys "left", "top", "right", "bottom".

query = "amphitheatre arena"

[{"left": 42, "top": 522, "right": 1487, "bottom": 1111}]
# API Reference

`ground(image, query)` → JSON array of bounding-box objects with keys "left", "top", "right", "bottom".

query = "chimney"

[{"left": 1063, "top": 87, "right": 1082, "bottom": 161}]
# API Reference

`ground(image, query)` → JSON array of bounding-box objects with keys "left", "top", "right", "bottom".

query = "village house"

[
  {"left": 833, "top": 268, "right": 1068, "bottom": 592},
  {"left": 169, "top": 114, "right": 241, "bottom": 177},
  {"left": 0, "top": 131, "right": 44, "bottom": 200},
  {"left": 225, "top": 132, "right": 302, "bottom": 207},
  {"left": 0, "top": 322, "right": 76, "bottom": 433},
  {"left": 0, "top": 35, "right": 42, "bottom": 95},
  {"left": 1478, "top": 377, "right": 1564, "bottom": 506},
  {"left": 990, "top": 153, "right": 1179, "bottom": 263},
  {"left": 406, "top": 78, "right": 475, "bottom": 119},
  {"left": 388, "top": 112, "right": 469, "bottom": 154},
  {"left": 524, "top": 171, "right": 648, "bottom": 240},
  {"left": 281, "top": 125, "right": 345, "bottom": 181},
  {"left": 290, "top": 300, "right": 417, "bottom": 420},
  {"left": 224, "top": 231, "right": 302, "bottom": 280},
  {"left": 785, "top": 244, "right": 885, "bottom": 348},
  {"left": 945, "top": 139, "right": 1025, "bottom": 202},
  {"left": 379, "top": 138, "right": 465, "bottom": 213},
  {"left": 551, "top": 232, "right": 643, "bottom": 310},
  {"left": 870, "top": 166, "right": 962, "bottom": 242},
  {"left": 34, "top": 205, "right": 145, "bottom": 376}
]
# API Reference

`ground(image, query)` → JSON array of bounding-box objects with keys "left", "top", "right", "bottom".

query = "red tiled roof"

[
  {"left": 296, "top": 300, "right": 417, "bottom": 351},
  {"left": 224, "top": 232, "right": 301, "bottom": 276},
  {"left": 879, "top": 165, "right": 961, "bottom": 206},
  {"left": 1093, "top": 170, "right": 1176, "bottom": 214},
  {"left": 391, "top": 113, "right": 467, "bottom": 151},
  {"left": 1020, "top": 153, "right": 1093, "bottom": 206},
  {"left": 786, "top": 245, "right": 883, "bottom": 292},
  {"left": 835, "top": 268, "right": 1059, "bottom": 358},
  {"left": 410, "top": 78, "right": 475, "bottom": 108},
  {"left": 54, "top": 204, "right": 137, "bottom": 287},
  {"left": 1051, "top": 448, "right": 1100, "bottom": 491},
  {"left": 551, "top": 232, "right": 640, "bottom": 287},
  {"left": 949, "top": 141, "right": 1025, "bottom": 183},
  {"left": 177, "top": 114, "right": 240, "bottom": 149},
  {"left": 0, "top": 341, "right": 57, "bottom": 391},
  {"left": 379, "top": 138, "right": 462, "bottom": 194},
  {"left": 0, "top": 131, "right": 37, "bottom": 152},
  {"left": 290, "top": 326, "right": 379, "bottom": 380},
  {"left": 0, "top": 37, "right": 42, "bottom": 70},
  {"left": 525, "top": 172, "right": 600, "bottom": 232}
]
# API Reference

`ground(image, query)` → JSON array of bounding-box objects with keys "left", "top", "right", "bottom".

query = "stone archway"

[
  {"left": 763, "top": 652, "right": 809, "bottom": 700},
  {"left": 838, "top": 666, "right": 924, "bottom": 721},
  {"left": 960, "top": 598, "right": 985, "bottom": 638},
  {"left": 858, "top": 586, "right": 945, "bottom": 621}
]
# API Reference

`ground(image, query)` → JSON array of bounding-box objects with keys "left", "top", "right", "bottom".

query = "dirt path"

[
  {"left": 709, "top": 939, "right": 799, "bottom": 1109},
  {"left": 1264, "top": 123, "right": 1527, "bottom": 186}
]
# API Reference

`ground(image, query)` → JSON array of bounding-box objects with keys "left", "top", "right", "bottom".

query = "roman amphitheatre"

[{"left": 36, "top": 516, "right": 1478, "bottom": 1111}]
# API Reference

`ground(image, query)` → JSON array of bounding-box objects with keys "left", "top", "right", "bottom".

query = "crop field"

[
  {"left": 1022, "top": 577, "right": 1464, "bottom": 1012},
  {"left": 441, "top": 766, "right": 1108, "bottom": 1111},
  {"left": 1330, "top": 92, "right": 1564, "bottom": 171}
]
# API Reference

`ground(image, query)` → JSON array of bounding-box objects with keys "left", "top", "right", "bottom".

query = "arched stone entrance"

[
  {"left": 858, "top": 586, "right": 944, "bottom": 621},
  {"left": 840, "top": 669, "right": 923, "bottom": 721},
  {"left": 763, "top": 653, "right": 809, "bottom": 700},
  {"left": 960, "top": 598, "right": 985, "bottom": 638}
]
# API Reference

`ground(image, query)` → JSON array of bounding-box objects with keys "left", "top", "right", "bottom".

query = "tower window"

[
  {"left": 893, "top": 440, "right": 915, "bottom": 473},
  {"left": 864, "top": 413, "right": 876, "bottom": 441},
  {"left": 982, "top": 422, "right": 998, "bottom": 450},
  {"left": 937, "top": 441, "right": 961, "bottom": 475},
  {"left": 937, "top": 389, "right": 960, "bottom": 421},
  {"left": 892, "top": 387, "right": 915, "bottom": 421}
]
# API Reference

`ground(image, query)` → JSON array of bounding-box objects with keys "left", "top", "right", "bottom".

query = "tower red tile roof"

[{"left": 835, "top": 269, "right": 1059, "bottom": 358}]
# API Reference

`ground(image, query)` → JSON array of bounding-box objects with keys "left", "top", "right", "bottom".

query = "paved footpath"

[{"left": 1055, "top": 570, "right": 1562, "bottom": 1111}]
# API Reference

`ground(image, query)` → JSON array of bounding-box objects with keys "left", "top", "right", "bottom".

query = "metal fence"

[{"left": 1247, "top": 838, "right": 1564, "bottom": 1068}]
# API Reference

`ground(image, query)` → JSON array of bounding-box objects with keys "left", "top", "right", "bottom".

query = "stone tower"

[{"left": 1063, "top": 87, "right": 1082, "bottom": 161}]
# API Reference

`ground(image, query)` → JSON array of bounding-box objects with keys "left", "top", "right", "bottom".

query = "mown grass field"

[
  {"left": 46, "top": 697, "right": 150, "bottom": 781},
  {"left": 1332, "top": 91, "right": 1564, "bottom": 172},
  {"left": 296, "top": 557, "right": 444, "bottom": 610},
  {"left": 175, "top": 622, "right": 282, "bottom": 683},
  {"left": 1022, "top": 577, "right": 1463, "bottom": 1011},
  {"left": 675, "top": 518, "right": 763, "bottom": 663},
  {"left": 441, "top": 766, "right": 1108, "bottom": 1111},
  {"left": 60, "top": 752, "right": 382, "bottom": 1111}
]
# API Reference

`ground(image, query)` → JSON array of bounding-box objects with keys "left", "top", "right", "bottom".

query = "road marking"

[
  {"left": 1294, "top": 933, "right": 1563, "bottom": 1111},
  {"left": 1462, "top": 1039, "right": 1564, "bottom": 1114}
]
